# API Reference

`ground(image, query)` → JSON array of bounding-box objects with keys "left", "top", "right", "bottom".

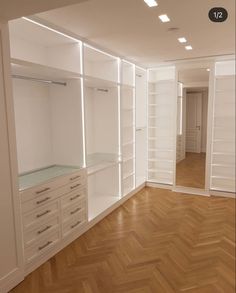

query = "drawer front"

[
  {"left": 25, "top": 230, "right": 60, "bottom": 263},
  {"left": 20, "top": 169, "right": 87, "bottom": 203},
  {"left": 62, "top": 212, "right": 87, "bottom": 238},
  {"left": 62, "top": 202, "right": 86, "bottom": 223},
  {"left": 22, "top": 179, "right": 86, "bottom": 214},
  {"left": 61, "top": 188, "right": 86, "bottom": 209},
  {"left": 24, "top": 216, "right": 59, "bottom": 247},
  {"left": 23, "top": 201, "right": 59, "bottom": 229}
]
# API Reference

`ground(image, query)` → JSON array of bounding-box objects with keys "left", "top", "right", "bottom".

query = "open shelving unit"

[
  {"left": 148, "top": 68, "right": 176, "bottom": 185},
  {"left": 121, "top": 60, "right": 135, "bottom": 195},
  {"left": 10, "top": 19, "right": 84, "bottom": 180},
  {"left": 83, "top": 45, "right": 120, "bottom": 219}
]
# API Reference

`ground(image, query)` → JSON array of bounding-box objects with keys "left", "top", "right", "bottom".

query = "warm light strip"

[
  {"left": 22, "top": 17, "right": 81, "bottom": 43},
  {"left": 133, "top": 64, "right": 136, "bottom": 189},
  {"left": 84, "top": 43, "right": 119, "bottom": 60},
  {"left": 80, "top": 43, "right": 87, "bottom": 168}
]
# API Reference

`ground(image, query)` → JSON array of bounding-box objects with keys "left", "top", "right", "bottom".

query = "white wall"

[
  {"left": 50, "top": 79, "right": 83, "bottom": 167},
  {"left": 13, "top": 79, "right": 53, "bottom": 173},
  {"left": 0, "top": 21, "right": 24, "bottom": 293}
]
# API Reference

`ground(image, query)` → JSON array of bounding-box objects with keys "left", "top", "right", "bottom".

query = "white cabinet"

[
  {"left": 20, "top": 167, "right": 87, "bottom": 268},
  {"left": 0, "top": 22, "right": 24, "bottom": 293}
]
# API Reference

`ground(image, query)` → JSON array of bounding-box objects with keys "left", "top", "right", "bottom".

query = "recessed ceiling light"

[
  {"left": 144, "top": 0, "right": 158, "bottom": 7},
  {"left": 185, "top": 45, "right": 193, "bottom": 50},
  {"left": 206, "top": 68, "right": 210, "bottom": 72},
  {"left": 159, "top": 14, "right": 170, "bottom": 22},
  {"left": 178, "top": 37, "right": 187, "bottom": 43}
]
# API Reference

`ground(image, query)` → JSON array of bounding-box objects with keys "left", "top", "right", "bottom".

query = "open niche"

[
  {"left": 9, "top": 18, "right": 84, "bottom": 190},
  {"left": 84, "top": 46, "right": 120, "bottom": 220}
]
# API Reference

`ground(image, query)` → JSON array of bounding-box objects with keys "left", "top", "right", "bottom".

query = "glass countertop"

[{"left": 19, "top": 165, "right": 82, "bottom": 191}]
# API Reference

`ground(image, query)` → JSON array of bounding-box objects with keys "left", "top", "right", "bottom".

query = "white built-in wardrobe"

[{"left": 0, "top": 16, "right": 235, "bottom": 293}]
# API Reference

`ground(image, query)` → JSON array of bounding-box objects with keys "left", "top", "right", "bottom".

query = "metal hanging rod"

[{"left": 12, "top": 75, "right": 67, "bottom": 86}]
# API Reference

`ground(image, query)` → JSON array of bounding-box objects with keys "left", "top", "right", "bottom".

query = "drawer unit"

[
  {"left": 21, "top": 179, "right": 85, "bottom": 214},
  {"left": 62, "top": 203, "right": 86, "bottom": 223},
  {"left": 20, "top": 170, "right": 86, "bottom": 203},
  {"left": 62, "top": 212, "right": 87, "bottom": 238},
  {"left": 23, "top": 201, "right": 59, "bottom": 229},
  {"left": 25, "top": 230, "right": 60, "bottom": 264},
  {"left": 61, "top": 188, "right": 86, "bottom": 209},
  {"left": 20, "top": 168, "right": 88, "bottom": 266},
  {"left": 24, "top": 216, "right": 59, "bottom": 247}
]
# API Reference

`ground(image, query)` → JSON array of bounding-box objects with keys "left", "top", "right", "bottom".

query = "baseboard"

[
  {"left": 1, "top": 270, "right": 24, "bottom": 293},
  {"left": 210, "top": 190, "right": 236, "bottom": 199},
  {"left": 173, "top": 186, "right": 210, "bottom": 196},
  {"left": 146, "top": 181, "right": 173, "bottom": 190}
]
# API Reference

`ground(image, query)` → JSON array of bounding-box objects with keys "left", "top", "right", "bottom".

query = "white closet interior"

[
  {"left": 10, "top": 18, "right": 84, "bottom": 191},
  {"left": 84, "top": 46, "right": 120, "bottom": 220}
]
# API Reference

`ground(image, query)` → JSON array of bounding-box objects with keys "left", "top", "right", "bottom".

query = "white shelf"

[
  {"left": 123, "top": 140, "right": 134, "bottom": 147},
  {"left": 86, "top": 153, "right": 119, "bottom": 176},
  {"left": 84, "top": 75, "right": 118, "bottom": 88},
  {"left": 123, "top": 172, "right": 135, "bottom": 180},
  {"left": 88, "top": 194, "right": 120, "bottom": 221},
  {"left": 121, "top": 84, "right": 135, "bottom": 90},
  {"left": 123, "top": 156, "right": 134, "bottom": 162},
  {"left": 11, "top": 58, "right": 81, "bottom": 81}
]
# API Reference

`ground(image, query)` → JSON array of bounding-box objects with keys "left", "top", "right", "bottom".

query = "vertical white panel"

[
  {"left": 210, "top": 60, "right": 235, "bottom": 193},
  {"left": 148, "top": 67, "right": 176, "bottom": 185},
  {"left": 0, "top": 22, "right": 24, "bottom": 293},
  {"left": 135, "top": 67, "right": 147, "bottom": 186}
]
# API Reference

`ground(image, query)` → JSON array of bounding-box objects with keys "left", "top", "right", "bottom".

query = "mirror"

[{"left": 176, "top": 68, "right": 210, "bottom": 189}]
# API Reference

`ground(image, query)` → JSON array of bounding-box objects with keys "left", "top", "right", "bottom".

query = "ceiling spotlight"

[
  {"left": 144, "top": 0, "right": 158, "bottom": 7},
  {"left": 185, "top": 45, "right": 193, "bottom": 50},
  {"left": 206, "top": 68, "right": 210, "bottom": 72},
  {"left": 178, "top": 37, "right": 187, "bottom": 43},
  {"left": 159, "top": 14, "right": 170, "bottom": 22}
]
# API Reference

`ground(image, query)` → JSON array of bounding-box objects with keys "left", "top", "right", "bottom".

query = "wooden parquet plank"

[{"left": 10, "top": 187, "right": 235, "bottom": 293}]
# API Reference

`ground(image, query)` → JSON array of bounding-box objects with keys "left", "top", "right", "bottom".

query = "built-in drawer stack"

[{"left": 20, "top": 169, "right": 87, "bottom": 264}]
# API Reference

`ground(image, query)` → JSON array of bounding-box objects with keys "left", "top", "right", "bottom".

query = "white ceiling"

[
  {"left": 0, "top": 0, "right": 88, "bottom": 21},
  {"left": 36, "top": 0, "right": 235, "bottom": 67}
]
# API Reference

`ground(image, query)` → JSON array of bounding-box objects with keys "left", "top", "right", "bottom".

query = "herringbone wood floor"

[{"left": 11, "top": 188, "right": 235, "bottom": 293}]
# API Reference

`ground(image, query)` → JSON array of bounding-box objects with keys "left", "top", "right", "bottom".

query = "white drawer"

[
  {"left": 21, "top": 179, "right": 86, "bottom": 214},
  {"left": 20, "top": 170, "right": 87, "bottom": 203},
  {"left": 62, "top": 202, "right": 86, "bottom": 223},
  {"left": 25, "top": 230, "right": 60, "bottom": 264},
  {"left": 62, "top": 213, "right": 87, "bottom": 238},
  {"left": 24, "top": 216, "right": 59, "bottom": 247},
  {"left": 23, "top": 201, "right": 59, "bottom": 229},
  {"left": 61, "top": 188, "right": 86, "bottom": 209}
]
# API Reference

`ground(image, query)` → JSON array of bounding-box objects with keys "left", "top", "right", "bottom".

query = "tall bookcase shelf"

[
  {"left": 148, "top": 68, "right": 176, "bottom": 185},
  {"left": 121, "top": 61, "right": 135, "bottom": 195}
]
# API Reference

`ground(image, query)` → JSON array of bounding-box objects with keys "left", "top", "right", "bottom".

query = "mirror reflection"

[{"left": 176, "top": 68, "right": 210, "bottom": 189}]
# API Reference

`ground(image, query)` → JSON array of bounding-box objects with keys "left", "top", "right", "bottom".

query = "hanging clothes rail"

[{"left": 12, "top": 75, "right": 67, "bottom": 86}]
